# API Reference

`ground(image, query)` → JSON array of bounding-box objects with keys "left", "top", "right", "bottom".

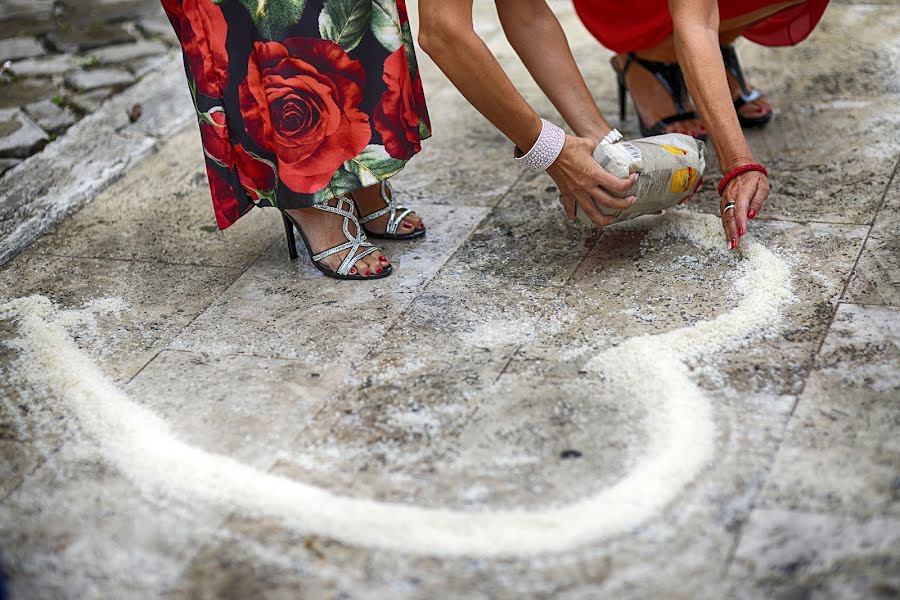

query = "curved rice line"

[{"left": 2, "top": 212, "right": 791, "bottom": 557}]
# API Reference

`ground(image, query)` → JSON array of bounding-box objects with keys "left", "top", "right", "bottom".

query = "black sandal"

[
  {"left": 721, "top": 44, "right": 773, "bottom": 128},
  {"left": 613, "top": 53, "right": 708, "bottom": 141}
]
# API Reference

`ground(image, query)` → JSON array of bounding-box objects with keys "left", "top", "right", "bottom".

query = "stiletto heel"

[
  {"left": 353, "top": 181, "right": 425, "bottom": 241},
  {"left": 282, "top": 212, "right": 298, "bottom": 260},
  {"left": 279, "top": 196, "right": 392, "bottom": 281},
  {"left": 721, "top": 44, "right": 772, "bottom": 128},
  {"left": 610, "top": 53, "right": 707, "bottom": 141}
]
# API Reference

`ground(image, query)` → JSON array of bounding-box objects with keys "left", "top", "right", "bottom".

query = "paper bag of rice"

[{"left": 579, "top": 133, "right": 706, "bottom": 226}]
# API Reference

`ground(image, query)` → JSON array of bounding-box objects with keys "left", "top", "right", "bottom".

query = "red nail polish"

[
  {"left": 364, "top": 271, "right": 371, "bottom": 276},
  {"left": 376, "top": 267, "right": 383, "bottom": 274},
  {"left": 379, "top": 256, "right": 388, "bottom": 263},
  {"left": 748, "top": 209, "right": 757, "bottom": 219},
  {"left": 730, "top": 239, "right": 737, "bottom": 249},
  {"left": 739, "top": 227, "right": 745, "bottom": 236}
]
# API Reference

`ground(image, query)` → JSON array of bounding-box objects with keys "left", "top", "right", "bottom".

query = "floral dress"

[{"left": 162, "top": 0, "right": 431, "bottom": 229}]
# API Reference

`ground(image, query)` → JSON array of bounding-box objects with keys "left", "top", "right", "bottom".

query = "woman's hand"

[
  {"left": 547, "top": 135, "right": 637, "bottom": 227},
  {"left": 720, "top": 170, "right": 770, "bottom": 249}
]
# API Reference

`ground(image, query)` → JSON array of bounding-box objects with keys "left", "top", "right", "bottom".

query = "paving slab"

[
  {"left": 726, "top": 509, "right": 900, "bottom": 599},
  {"left": 845, "top": 165, "right": 900, "bottom": 305},
  {"left": 508, "top": 217, "right": 868, "bottom": 396},
  {"left": 757, "top": 303, "right": 900, "bottom": 518},
  {"left": 24, "top": 127, "right": 284, "bottom": 269},
  {"left": 1, "top": 1, "right": 899, "bottom": 598}
]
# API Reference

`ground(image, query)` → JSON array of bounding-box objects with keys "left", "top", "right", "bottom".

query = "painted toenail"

[{"left": 376, "top": 267, "right": 383, "bottom": 274}]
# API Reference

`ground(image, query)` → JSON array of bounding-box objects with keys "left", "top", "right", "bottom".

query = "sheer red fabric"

[{"left": 573, "top": 0, "right": 830, "bottom": 54}]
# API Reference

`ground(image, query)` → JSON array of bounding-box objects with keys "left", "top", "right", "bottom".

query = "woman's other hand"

[
  {"left": 548, "top": 135, "right": 637, "bottom": 228},
  {"left": 720, "top": 170, "right": 769, "bottom": 249}
]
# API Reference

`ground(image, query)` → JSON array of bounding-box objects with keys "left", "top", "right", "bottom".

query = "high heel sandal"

[
  {"left": 721, "top": 44, "right": 773, "bottom": 128},
  {"left": 353, "top": 181, "right": 425, "bottom": 241},
  {"left": 612, "top": 53, "right": 708, "bottom": 141},
  {"left": 280, "top": 196, "right": 392, "bottom": 281}
]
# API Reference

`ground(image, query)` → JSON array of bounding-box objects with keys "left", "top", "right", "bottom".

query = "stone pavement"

[
  {"left": 0, "top": 0, "right": 177, "bottom": 172},
  {"left": 0, "top": 1, "right": 898, "bottom": 599}
]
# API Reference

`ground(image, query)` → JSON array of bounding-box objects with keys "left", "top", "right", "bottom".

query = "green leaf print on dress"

[
  {"left": 319, "top": 0, "right": 374, "bottom": 52},
  {"left": 371, "top": 0, "right": 402, "bottom": 52},
  {"left": 345, "top": 145, "right": 406, "bottom": 186},
  {"left": 236, "top": 0, "right": 307, "bottom": 39}
]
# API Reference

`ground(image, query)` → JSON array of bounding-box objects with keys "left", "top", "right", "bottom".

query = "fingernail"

[
  {"left": 739, "top": 227, "right": 745, "bottom": 236},
  {"left": 376, "top": 267, "right": 383, "bottom": 274},
  {"left": 748, "top": 209, "right": 757, "bottom": 219}
]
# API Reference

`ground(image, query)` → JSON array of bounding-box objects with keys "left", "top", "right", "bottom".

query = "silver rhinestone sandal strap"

[
  {"left": 312, "top": 241, "right": 354, "bottom": 262},
  {"left": 387, "top": 207, "right": 413, "bottom": 235},
  {"left": 359, "top": 205, "right": 390, "bottom": 224},
  {"left": 337, "top": 245, "right": 379, "bottom": 276}
]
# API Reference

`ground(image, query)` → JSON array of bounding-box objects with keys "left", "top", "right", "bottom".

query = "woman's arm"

[
  {"left": 669, "top": 0, "right": 770, "bottom": 248},
  {"left": 418, "top": 0, "right": 635, "bottom": 226},
  {"left": 495, "top": 0, "right": 612, "bottom": 145}
]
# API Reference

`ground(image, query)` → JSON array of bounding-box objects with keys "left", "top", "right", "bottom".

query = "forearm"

[
  {"left": 670, "top": 1, "right": 754, "bottom": 170},
  {"left": 419, "top": 8, "right": 543, "bottom": 152},
  {"left": 496, "top": 0, "right": 611, "bottom": 144}
]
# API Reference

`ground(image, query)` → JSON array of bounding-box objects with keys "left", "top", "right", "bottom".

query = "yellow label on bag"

[
  {"left": 660, "top": 144, "right": 688, "bottom": 155},
  {"left": 670, "top": 167, "right": 695, "bottom": 193}
]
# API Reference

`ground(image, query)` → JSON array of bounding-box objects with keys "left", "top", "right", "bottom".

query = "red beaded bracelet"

[{"left": 718, "top": 163, "right": 768, "bottom": 196}]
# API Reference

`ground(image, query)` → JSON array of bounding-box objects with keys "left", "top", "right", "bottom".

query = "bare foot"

[{"left": 285, "top": 197, "right": 390, "bottom": 277}]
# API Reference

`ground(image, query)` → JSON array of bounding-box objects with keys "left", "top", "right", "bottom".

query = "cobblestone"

[
  {"left": 0, "top": 108, "right": 47, "bottom": 158},
  {"left": 0, "top": 36, "right": 45, "bottom": 62},
  {"left": 64, "top": 68, "right": 135, "bottom": 92},
  {"left": 0, "top": 0, "right": 173, "bottom": 164},
  {"left": 24, "top": 99, "right": 76, "bottom": 134}
]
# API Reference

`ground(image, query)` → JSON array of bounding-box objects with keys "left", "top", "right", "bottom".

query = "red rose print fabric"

[{"left": 163, "top": 0, "right": 431, "bottom": 230}]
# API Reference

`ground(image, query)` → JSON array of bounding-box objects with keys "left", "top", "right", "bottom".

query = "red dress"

[{"left": 573, "top": 0, "right": 831, "bottom": 53}]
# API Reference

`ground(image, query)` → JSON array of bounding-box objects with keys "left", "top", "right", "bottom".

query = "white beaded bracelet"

[
  {"left": 514, "top": 118, "right": 566, "bottom": 172},
  {"left": 600, "top": 128, "right": 623, "bottom": 146}
]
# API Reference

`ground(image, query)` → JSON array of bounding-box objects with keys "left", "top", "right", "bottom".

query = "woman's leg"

[
  {"left": 618, "top": 0, "right": 804, "bottom": 134},
  {"left": 718, "top": 1, "right": 804, "bottom": 118}
]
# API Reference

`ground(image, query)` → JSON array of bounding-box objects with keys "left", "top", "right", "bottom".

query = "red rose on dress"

[
  {"left": 200, "top": 109, "right": 231, "bottom": 166},
  {"left": 239, "top": 38, "right": 371, "bottom": 194},
  {"left": 206, "top": 165, "right": 240, "bottom": 229},
  {"left": 234, "top": 144, "right": 277, "bottom": 203},
  {"left": 374, "top": 47, "right": 429, "bottom": 161},
  {"left": 163, "top": 0, "right": 229, "bottom": 98}
]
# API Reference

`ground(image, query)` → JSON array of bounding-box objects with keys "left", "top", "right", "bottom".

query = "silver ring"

[{"left": 723, "top": 201, "right": 736, "bottom": 213}]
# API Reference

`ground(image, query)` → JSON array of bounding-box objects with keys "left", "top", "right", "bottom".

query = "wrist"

[
  {"left": 718, "top": 163, "right": 768, "bottom": 196},
  {"left": 514, "top": 118, "right": 566, "bottom": 171}
]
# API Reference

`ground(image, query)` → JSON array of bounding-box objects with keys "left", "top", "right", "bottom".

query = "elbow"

[
  {"left": 418, "top": 17, "right": 466, "bottom": 60},
  {"left": 417, "top": 29, "right": 447, "bottom": 59}
]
